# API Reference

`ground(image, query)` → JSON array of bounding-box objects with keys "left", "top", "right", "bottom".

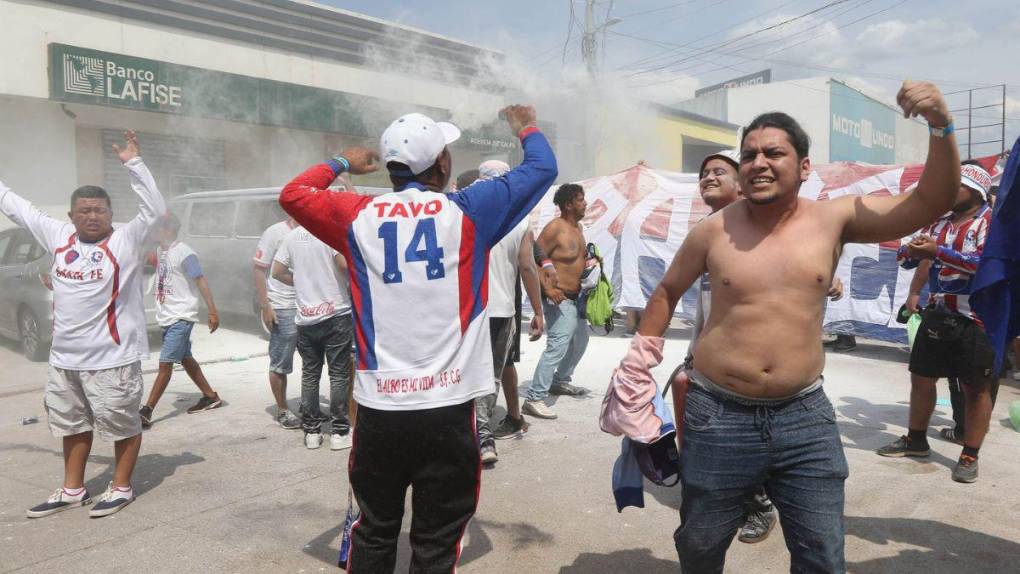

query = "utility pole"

[{"left": 582, "top": 0, "right": 597, "bottom": 77}]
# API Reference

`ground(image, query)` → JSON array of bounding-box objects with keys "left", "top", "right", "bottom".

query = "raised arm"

[
  {"left": 638, "top": 222, "right": 711, "bottom": 337},
  {"left": 279, "top": 148, "right": 377, "bottom": 252},
  {"left": 451, "top": 106, "right": 558, "bottom": 248},
  {"left": 839, "top": 82, "right": 959, "bottom": 244},
  {"left": 518, "top": 230, "right": 545, "bottom": 340},
  {"left": 116, "top": 132, "right": 167, "bottom": 245},
  {"left": 0, "top": 181, "right": 68, "bottom": 252}
]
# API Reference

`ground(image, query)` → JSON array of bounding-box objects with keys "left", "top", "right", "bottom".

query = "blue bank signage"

[{"left": 829, "top": 81, "right": 896, "bottom": 164}]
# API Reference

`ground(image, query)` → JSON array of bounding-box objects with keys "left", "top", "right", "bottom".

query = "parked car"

[
  {"left": 168, "top": 185, "right": 389, "bottom": 331},
  {"left": 0, "top": 227, "right": 158, "bottom": 361}
]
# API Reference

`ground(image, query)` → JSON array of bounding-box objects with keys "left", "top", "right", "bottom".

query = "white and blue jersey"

[{"left": 281, "top": 128, "right": 556, "bottom": 410}]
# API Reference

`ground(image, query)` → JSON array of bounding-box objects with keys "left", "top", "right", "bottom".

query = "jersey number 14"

[{"left": 378, "top": 219, "right": 446, "bottom": 284}]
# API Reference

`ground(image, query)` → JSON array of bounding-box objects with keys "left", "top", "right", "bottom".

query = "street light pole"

[{"left": 583, "top": 0, "right": 596, "bottom": 77}]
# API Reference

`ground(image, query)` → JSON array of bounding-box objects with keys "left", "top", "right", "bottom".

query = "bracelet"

[
  {"left": 928, "top": 122, "right": 954, "bottom": 138},
  {"left": 541, "top": 259, "right": 554, "bottom": 269},
  {"left": 333, "top": 155, "right": 351, "bottom": 173}
]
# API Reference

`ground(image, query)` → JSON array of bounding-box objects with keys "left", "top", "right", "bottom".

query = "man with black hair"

[
  {"left": 879, "top": 161, "right": 998, "bottom": 484},
  {"left": 280, "top": 105, "right": 556, "bottom": 573},
  {"left": 140, "top": 213, "right": 222, "bottom": 427},
  {"left": 521, "top": 183, "right": 592, "bottom": 420},
  {"left": 2, "top": 131, "right": 165, "bottom": 518},
  {"left": 607, "top": 81, "right": 961, "bottom": 572}
]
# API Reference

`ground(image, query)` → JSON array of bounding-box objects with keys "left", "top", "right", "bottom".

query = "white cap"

[
  {"left": 380, "top": 113, "right": 461, "bottom": 176},
  {"left": 478, "top": 160, "right": 510, "bottom": 180},
  {"left": 699, "top": 149, "right": 741, "bottom": 176},
  {"left": 961, "top": 163, "right": 992, "bottom": 200}
]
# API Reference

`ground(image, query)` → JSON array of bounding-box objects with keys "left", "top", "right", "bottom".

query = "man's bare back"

[
  {"left": 539, "top": 217, "right": 586, "bottom": 295},
  {"left": 692, "top": 198, "right": 843, "bottom": 397}
]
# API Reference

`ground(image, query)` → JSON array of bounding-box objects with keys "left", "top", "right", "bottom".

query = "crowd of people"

[{"left": 1, "top": 78, "right": 1015, "bottom": 573}]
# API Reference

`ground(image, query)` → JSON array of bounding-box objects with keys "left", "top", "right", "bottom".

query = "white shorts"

[{"left": 45, "top": 362, "right": 143, "bottom": 441}]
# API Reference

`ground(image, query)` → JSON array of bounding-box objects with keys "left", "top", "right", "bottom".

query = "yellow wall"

[{"left": 593, "top": 110, "right": 737, "bottom": 176}]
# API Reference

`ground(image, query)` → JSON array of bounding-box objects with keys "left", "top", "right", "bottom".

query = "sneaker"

[
  {"left": 493, "top": 416, "right": 529, "bottom": 440},
  {"left": 549, "top": 383, "right": 589, "bottom": 396},
  {"left": 1013, "top": 371, "right": 1020, "bottom": 381},
  {"left": 737, "top": 507, "right": 777, "bottom": 544},
  {"left": 480, "top": 442, "right": 498, "bottom": 465},
  {"left": 939, "top": 427, "right": 964, "bottom": 446},
  {"left": 89, "top": 483, "right": 134, "bottom": 518},
  {"left": 952, "top": 455, "right": 979, "bottom": 483},
  {"left": 877, "top": 435, "right": 930, "bottom": 458},
  {"left": 832, "top": 335, "right": 857, "bottom": 352},
  {"left": 187, "top": 393, "right": 222, "bottom": 414},
  {"left": 26, "top": 487, "right": 92, "bottom": 518},
  {"left": 139, "top": 405, "right": 153, "bottom": 428},
  {"left": 276, "top": 409, "right": 301, "bottom": 430},
  {"left": 522, "top": 400, "right": 557, "bottom": 420},
  {"left": 330, "top": 433, "right": 352, "bottom": 451},
  {"left": 305, "top": 432, "right": 323, "bottom": 449}
]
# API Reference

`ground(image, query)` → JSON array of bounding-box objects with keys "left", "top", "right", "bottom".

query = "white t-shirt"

[
  {"left": 155, "top": 241, "right": 201, "bottom": 327},
  {"left": 0, "top": 157, "right": 164, "bottom": 370},
  {"left": 274, "top": 227, "right": 351, "bottom": 326},
  {"left": 487, "top": 219, "right": 528, "bottom": 318},
  {"left": 254, "top": 221, "right": 297, "bottom": 310}
]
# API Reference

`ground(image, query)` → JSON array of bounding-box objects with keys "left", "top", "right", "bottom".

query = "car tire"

[{"left": 19, "top": 307, "right": 49, "bottom": 362}]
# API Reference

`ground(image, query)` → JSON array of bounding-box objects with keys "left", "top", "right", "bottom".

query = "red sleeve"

[{"left": 279, "top": 163, "right": 373, "bottom": 252}]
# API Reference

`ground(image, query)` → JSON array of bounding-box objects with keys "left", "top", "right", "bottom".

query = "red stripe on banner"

[
  {"left": 452, "top": 401, "right": 482, "bottom": 573},
  {"left": 98, "top": 241, "right": 121, "bottom": 345},
  {"left": 457, "top": 217, "right": 476, "bottom": 334}
]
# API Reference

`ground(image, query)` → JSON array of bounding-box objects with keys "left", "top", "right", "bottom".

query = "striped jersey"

[
  {"left": 898, "top": 204, "right": 992, "bottom": 323},
  {"left": 280, "top": 129, "right": 556, "bottom": 411},
  {"left": 0, "top": 158, "right": 165, "bottom": 369}
]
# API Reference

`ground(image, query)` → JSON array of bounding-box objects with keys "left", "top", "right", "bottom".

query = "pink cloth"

[{"left": 599, "top": 334, "right": 665, "bottom": 443}]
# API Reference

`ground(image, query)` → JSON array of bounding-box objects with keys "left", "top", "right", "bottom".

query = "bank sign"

[
  {"left": 829, "top": 81, "right": 896, "bottom": 164},
  {"left": 47, "top": 43, "right": 515, "bottom": 150}
]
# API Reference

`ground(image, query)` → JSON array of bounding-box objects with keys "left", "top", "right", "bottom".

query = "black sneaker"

[
  {"left": 939, "top": 427, "right": 964, "bottom": 445},
  {"left": 877, "top": 435, "right": 930, "bottom": 457},
  {"left": 493, "top": 416, "right": 529, "bottom": 440},
  {"left": 187, "top": 393, "right": 222, "bottom": 414},
  {"left": 26, "top": 487, "right": 92, "bottom": 518},
  {"left": 737, "top": 507, "right": 777, "bottom": 544},
  {"left": 832, "top": 335, "right": 857, "bottom": 352},
  {"left": 139, "top": 405, "right": 153, "bottom": 428}
]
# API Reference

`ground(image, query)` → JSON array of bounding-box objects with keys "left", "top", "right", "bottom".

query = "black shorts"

[
  {"left": 909, "top": 306, "right": 998, "bottom": 385},
  {"left": 511, "top": 275, "right": 522, "bottom": 363},
  {"left": 489, "top": 317, "right": 517, "bottom": 379}
]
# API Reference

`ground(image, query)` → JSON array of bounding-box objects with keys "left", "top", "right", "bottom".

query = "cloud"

[
  {"left": 842, "top": 76, "right": 896, "bottom": 106},
  {"left": 621, "top": 70, "right": 701, "bottom": 106},
  {"left": 854, "top": 19, "right": 979, "bottom": 60}
]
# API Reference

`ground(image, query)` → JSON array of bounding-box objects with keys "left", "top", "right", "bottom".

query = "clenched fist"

[
  {"left": 500, "top": 104, "right": 537, "bottom": 135},
  {"left": 897, "top": 81, "right": 952, "bottom": 127},
  {"left": 339, "top": 147, "right": 380, "bottom": 175}
]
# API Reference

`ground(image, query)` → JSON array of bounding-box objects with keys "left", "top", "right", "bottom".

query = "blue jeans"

[
  {"left": 675, "top": 384, "right": 849, "bottom": 574},
  {"left": 525, "top": 299, "right": 590, "bottom": 402},
  {"left": 268, "top": 308, "right": 298, "bottom": 375}
]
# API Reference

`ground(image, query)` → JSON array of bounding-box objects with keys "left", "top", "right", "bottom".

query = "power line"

[{"left": 615, "top": 0, "right": 703, "bottom": 19}]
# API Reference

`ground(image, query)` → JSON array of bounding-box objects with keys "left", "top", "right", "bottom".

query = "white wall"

[
  {"left": 0, "top": 0, "right": 504, "bottom": 119},
  {"left": 0, "top": 96, "right": 78, "bottom": 208},
  {"left": 726, "top": 78, "right": 832, "bottom": 163}
]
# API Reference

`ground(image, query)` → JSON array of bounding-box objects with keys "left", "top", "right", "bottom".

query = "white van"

[{"left": 168, "top": 186, "right": 389, "bottom": 330}]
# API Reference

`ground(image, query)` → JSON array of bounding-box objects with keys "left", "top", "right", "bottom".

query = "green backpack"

[{"left": 584, "top": 245, "right": 614, "bottom": 334}]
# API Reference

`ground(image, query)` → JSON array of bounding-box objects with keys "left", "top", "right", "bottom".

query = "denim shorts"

[
  {"left": 269, "top": 307, "right": 298, "bottom": 375},
  {"left": 159, "top": 320, "right": 194, "bottom": 364}
]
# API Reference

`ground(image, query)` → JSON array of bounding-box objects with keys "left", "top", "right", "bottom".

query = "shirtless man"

[
  {"left": 618, "top": 81, "right": 959, "bottom": 572},
  {"left": 522, "top": 183, "right": 591, "bottom": 420}
]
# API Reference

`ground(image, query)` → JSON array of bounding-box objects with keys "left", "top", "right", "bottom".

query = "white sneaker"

[
  {"left": 330, "top": 433, "right": 352, "bottom": 451},
  {"left": 522, "top": 400, "right": 557, "bottom": 420},
  {"left": 88, "top": 483, "right": 134, "bottom": 518},
  {"left": 305, "top": 432, "right": 323, "bottom": 449},
  {"left": 26, "top": 487, "right": 92, "bottom": 518}
]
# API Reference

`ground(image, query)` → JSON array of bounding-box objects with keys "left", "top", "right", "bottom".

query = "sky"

[{"left": 320, "top": 0, "right": 1020, "bottom": 158}]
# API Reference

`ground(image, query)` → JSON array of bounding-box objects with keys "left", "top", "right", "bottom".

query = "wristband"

[
  {"left": 333, "top": 155, "right": 351, "bottom": 173},
  {"left": 928, "top": 122, "right": 954, "bottom": 138},
  {"left": 541, "top": 259, "right": 554, "bottom": 269}
]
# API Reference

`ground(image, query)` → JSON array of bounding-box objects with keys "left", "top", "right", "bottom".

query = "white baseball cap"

[
  {"left": 478, "top": 159, "right": 510, "bottom": 180},
  {"left": 380, "top": 113, "right": 461, "bottom": 176},
  {"left": 961, "top": 163, "right": 992, "bottom": 201},
  {"left": 699, "top": 149, "right": 741, "bottom": 176}
]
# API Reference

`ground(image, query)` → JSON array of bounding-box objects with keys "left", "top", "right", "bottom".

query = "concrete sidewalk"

[{"left": 2, "top": 323, "right": 1019, "bottom": 573}]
